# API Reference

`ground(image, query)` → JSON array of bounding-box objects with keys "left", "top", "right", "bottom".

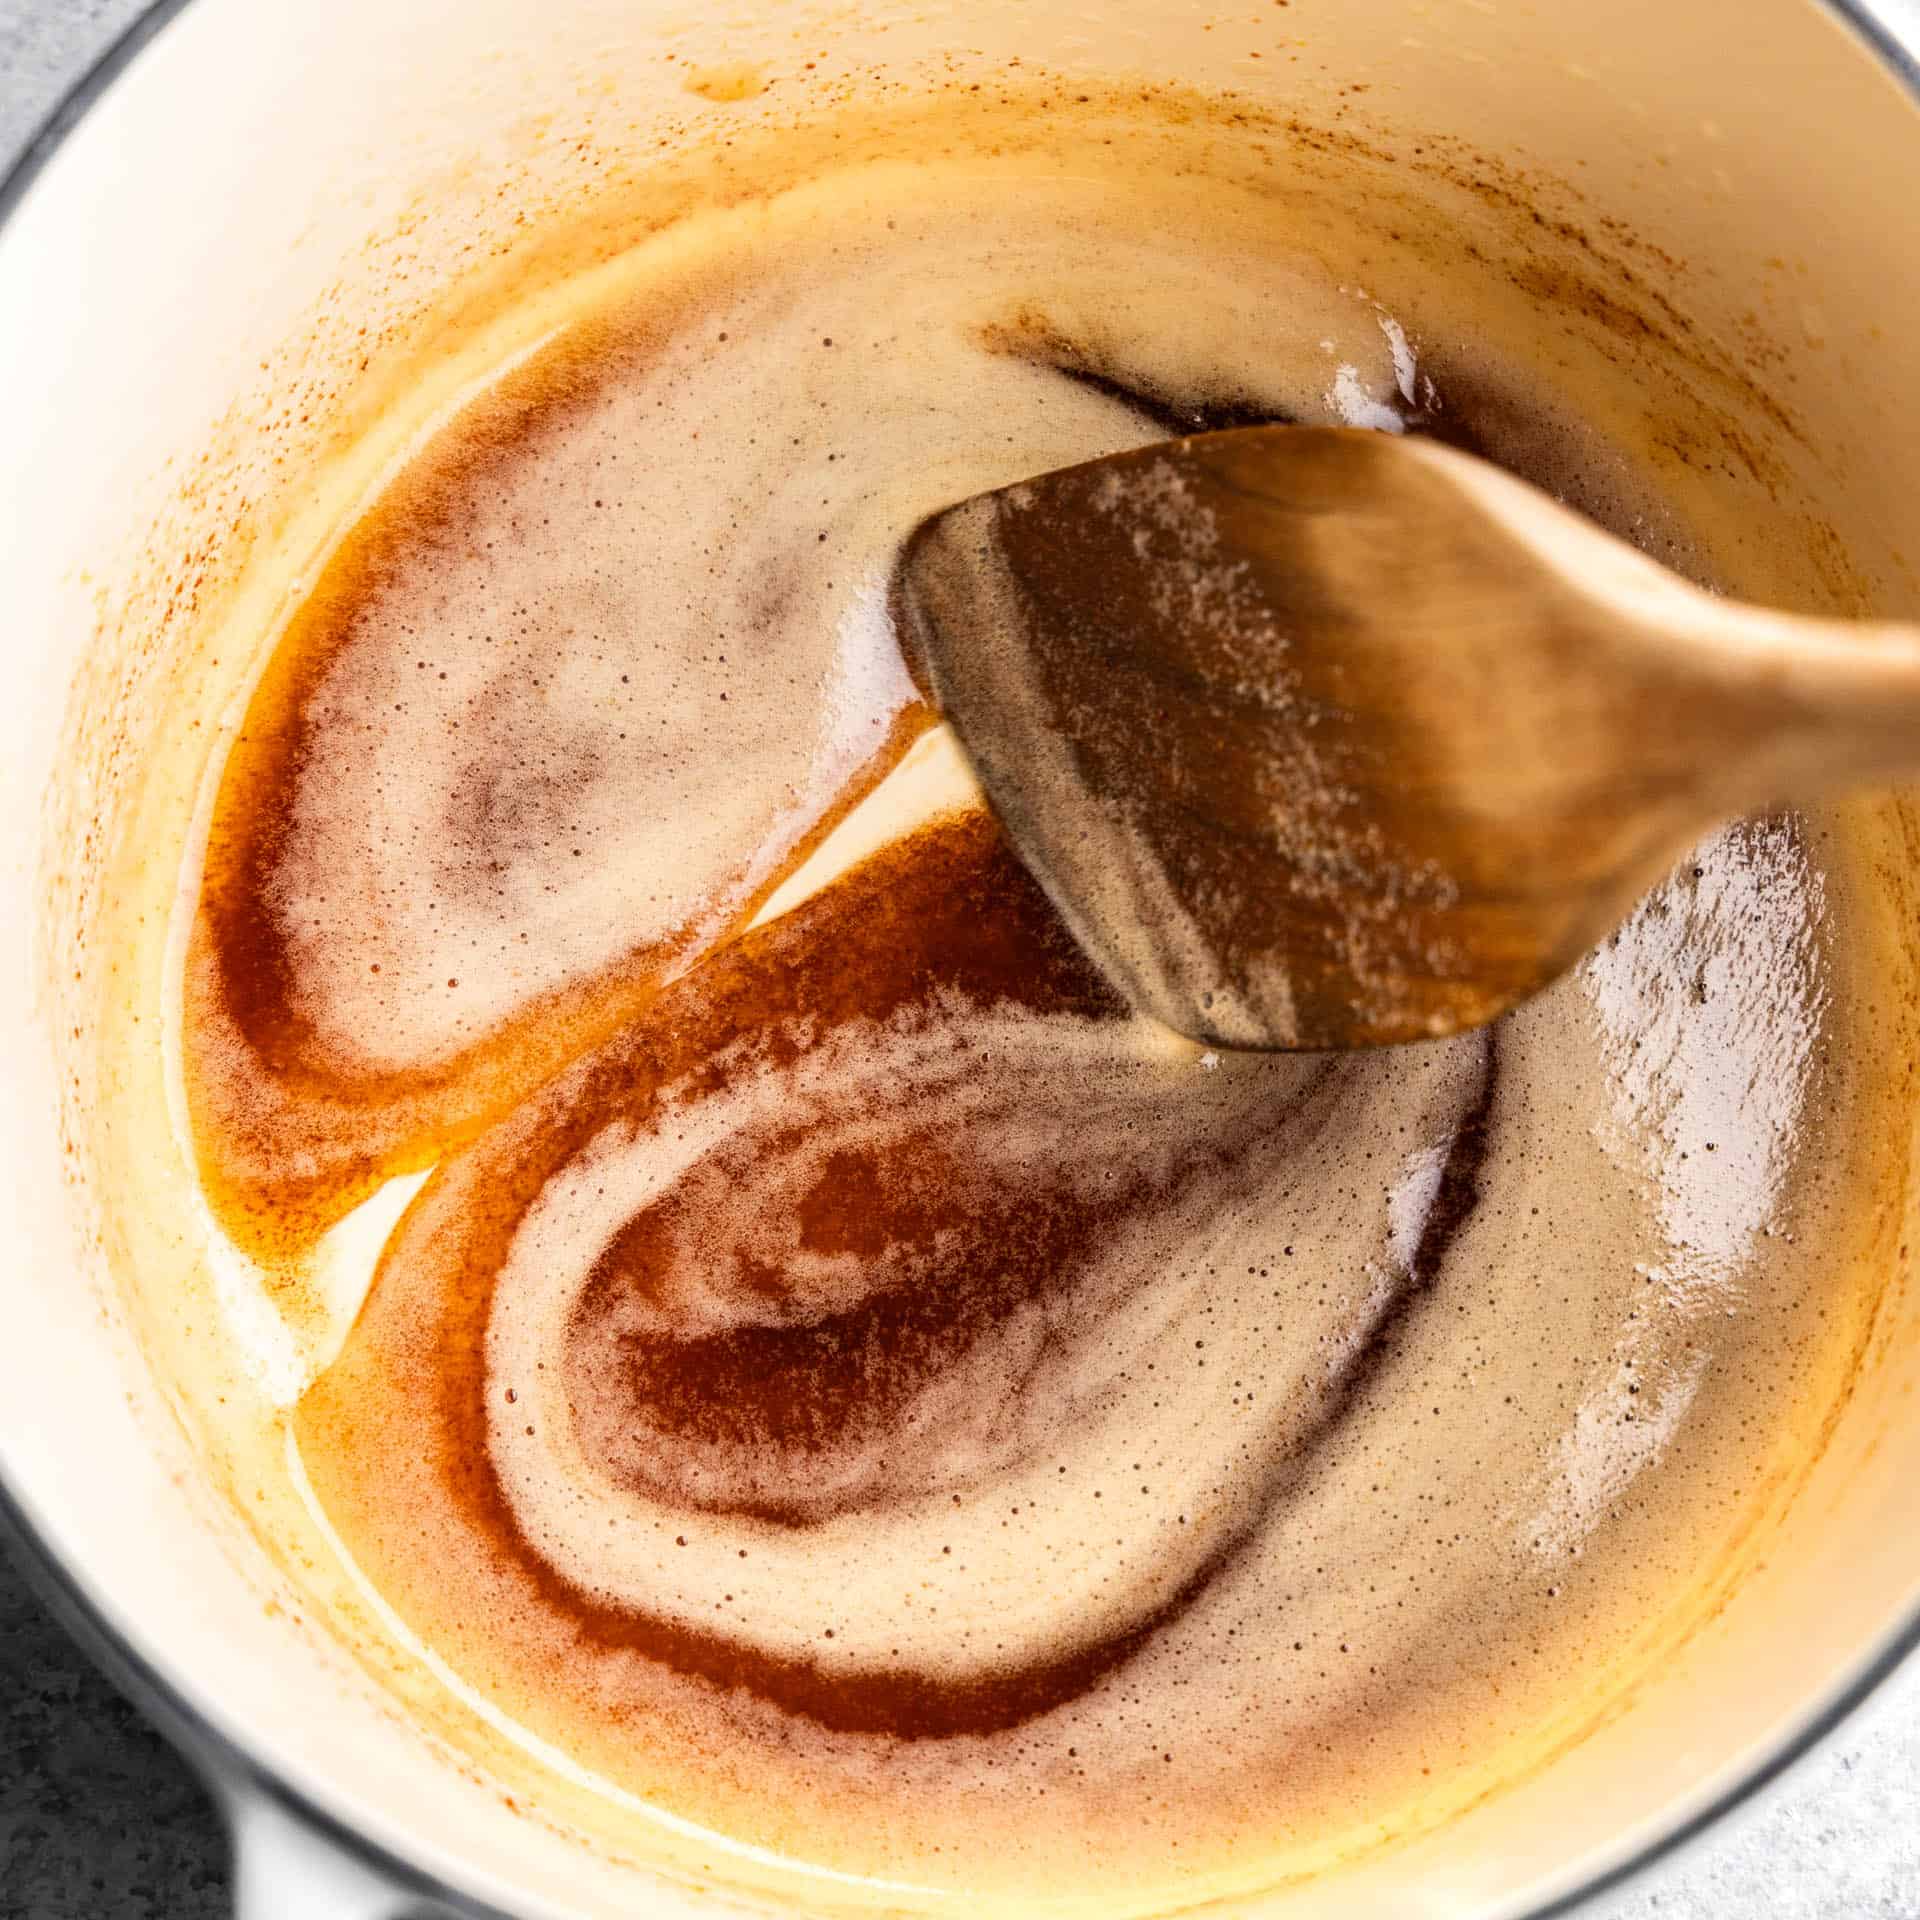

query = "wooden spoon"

[{"left": 895, "top": 425, "right": 1920, "bottom": 1050}]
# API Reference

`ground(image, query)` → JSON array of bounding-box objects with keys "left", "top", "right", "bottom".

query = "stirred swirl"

[
  {"left": 177, "top": 131, "right": 1874, "bottom": 1902},
  {"left": 178, "top": 167, "right": 1504, "bottom": 1262},
  {"left": 301, "top": 815, "right": 1494, "bottom": 1742}
]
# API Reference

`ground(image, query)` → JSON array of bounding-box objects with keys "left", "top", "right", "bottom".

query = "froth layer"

[
  {"left": 295, "top": 801, "right": 1860, "bottom": 1891},
  {"left": 175, "top": 124, "right": 1890, "bottom": 1906},
  {"left": 491, "top": 992, "right": 1487, "bottom": 1697}
]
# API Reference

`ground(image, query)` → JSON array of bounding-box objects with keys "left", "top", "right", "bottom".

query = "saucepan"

[{"left": 2, "top": 1, "right": 1918, "bottom": 1915}]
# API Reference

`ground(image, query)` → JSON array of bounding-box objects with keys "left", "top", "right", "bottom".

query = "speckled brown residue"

[{"left": 684, "top": 63, "right": 770, "bottom": 103}]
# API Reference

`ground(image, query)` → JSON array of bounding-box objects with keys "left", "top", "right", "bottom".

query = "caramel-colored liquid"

[{"left": 169, "top": 95, "right": 1894, "bottom": 1908}]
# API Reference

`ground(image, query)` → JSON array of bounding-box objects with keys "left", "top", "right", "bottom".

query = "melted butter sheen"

[{"left": 181, "top": 133, "right": 1890, "bottom": 1902}]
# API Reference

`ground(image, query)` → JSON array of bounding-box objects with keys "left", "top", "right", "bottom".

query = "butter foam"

[{"left": 170, "top": 122, "right": 1893, "bottom": 1906}]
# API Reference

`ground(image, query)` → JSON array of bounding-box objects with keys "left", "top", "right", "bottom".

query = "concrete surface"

[{"left": 0, "top": 1, "right": 1913, "bottom": 1915}]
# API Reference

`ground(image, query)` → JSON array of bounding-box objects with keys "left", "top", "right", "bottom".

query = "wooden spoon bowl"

[{"left": 897, "top": 427, "right": 1920, "bottom": 1049}]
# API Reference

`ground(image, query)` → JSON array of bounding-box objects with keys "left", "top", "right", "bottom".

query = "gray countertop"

[{"left": 0, "top": 2, "right": 1914, "bottom": 1915}]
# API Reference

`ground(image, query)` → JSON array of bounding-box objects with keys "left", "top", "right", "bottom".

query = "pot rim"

[{"left": 2, "top": 3, "right": 1916, "bottom": 1915}]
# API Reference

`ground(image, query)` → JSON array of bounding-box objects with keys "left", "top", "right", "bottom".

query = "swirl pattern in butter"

[{"left": 178, "top": 127, "right": 1894, "bottom": 1904}]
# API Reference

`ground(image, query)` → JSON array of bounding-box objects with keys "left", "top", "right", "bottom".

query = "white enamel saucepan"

[{"left": 2, "top": 2, "right": 1919, "bottom": 1916}]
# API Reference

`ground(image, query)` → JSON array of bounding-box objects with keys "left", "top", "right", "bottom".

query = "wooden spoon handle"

[{"left": 1670, "top": 598, "right": 1920, "bottom": 801}]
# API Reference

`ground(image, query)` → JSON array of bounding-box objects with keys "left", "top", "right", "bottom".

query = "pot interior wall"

[{"left": 1, "top": 2, "right": 1918, "bottom": 1916}]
